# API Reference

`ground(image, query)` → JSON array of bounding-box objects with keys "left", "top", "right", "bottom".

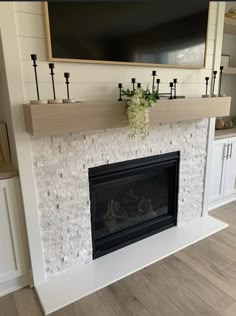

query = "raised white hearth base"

[{"left": 36, "top": 215, "right": 227, "bottom": 315}]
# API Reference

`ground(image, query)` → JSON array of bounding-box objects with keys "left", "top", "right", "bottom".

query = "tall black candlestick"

[
  {"left": 156, "top": 78, "right": 160, "bottom": 99},
  {"left": 205, "top": 77, "right": 209, "bottom": 96},
  {"left": 218, "top": 66, "right": 224, "bottom": 96},
  {"left": 152, "top": 70, "right": 156, "bottom": 92},
  {"left": 64, "top": 72, "right": 70, "bottom": 99},
  {"left": 49, "top": 63, "right": 56, "bottom": 100},
  {"left": 173, "top": 78, "right": 177, "bottom": 99},
  {"left": 131, "top": 78, "right": 136, "bottom": 91},
  {"left": 118, "top": 83, "right": 123, "bottom": 101},
  {"left": 211, "top": 70, "right": 217, "bottom": 96},
  {"left": 31, "top": 54, "right": 40, "bottom": 100},
  {"left": 169, "top": 82, "right": 173, "bottom": 99}
]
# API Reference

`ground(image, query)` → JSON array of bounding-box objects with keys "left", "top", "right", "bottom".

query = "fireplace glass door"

[{"left": 89, "top": 152, "right": 179, "bottom": 258}]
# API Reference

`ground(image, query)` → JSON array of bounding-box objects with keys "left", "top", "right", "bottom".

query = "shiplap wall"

[{"left": 14, "top": 2, "right": 218, "bottom": 103}]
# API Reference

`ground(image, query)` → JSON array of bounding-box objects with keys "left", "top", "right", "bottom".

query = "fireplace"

[{"left": 89, "top": 151, "right": 180, "bottom": 259}]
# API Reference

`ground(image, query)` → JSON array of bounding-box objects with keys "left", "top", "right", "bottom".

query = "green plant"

[{"left": 122, "top": 87, "right": 158, "bottom": 139}]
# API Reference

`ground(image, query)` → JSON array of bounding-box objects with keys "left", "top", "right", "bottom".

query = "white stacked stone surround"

[{"left": 31, "top": 119, "right": 209, "bottom": 278}]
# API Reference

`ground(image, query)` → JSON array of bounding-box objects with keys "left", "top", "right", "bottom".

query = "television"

[{"left": 43, "top": 0, "right": 210, "bottom": 68}]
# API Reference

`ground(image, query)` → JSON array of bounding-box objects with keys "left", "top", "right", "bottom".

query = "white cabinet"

[
  {"left": 209, "top": 139, "right": 226, "bottom": 202},
  {"left": 209, "top": 137, "right": 236, "bottom": 207},
  {"left": 0, "top": 177, "right": 29, "bottom": 297},
  {"left": 224, "top": 137, "right": 236, "bottom": 196}
]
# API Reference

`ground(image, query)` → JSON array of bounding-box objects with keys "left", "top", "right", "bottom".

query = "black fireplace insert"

[{"left": 89, "top": 152, "right": 179, "bottom": 259}]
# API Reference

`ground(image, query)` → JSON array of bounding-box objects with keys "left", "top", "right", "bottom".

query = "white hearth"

[{"left": 36, "top": 216, "right": 227, "bottom": 315}]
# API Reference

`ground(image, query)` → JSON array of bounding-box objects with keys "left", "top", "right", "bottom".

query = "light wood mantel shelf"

[{"left": 23, "top": 97, "right": 231, "bottom": 136}]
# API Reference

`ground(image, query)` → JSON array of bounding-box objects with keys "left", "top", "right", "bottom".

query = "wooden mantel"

[{"left": 23, "top": 97, "right": 231, "bottom": 136}]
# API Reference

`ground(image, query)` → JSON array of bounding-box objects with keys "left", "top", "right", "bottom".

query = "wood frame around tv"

[{"left": 42, "top": 2, "right": 207, "bottom": 69}]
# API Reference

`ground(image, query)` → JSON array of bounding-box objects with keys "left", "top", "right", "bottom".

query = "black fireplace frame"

[{"left": 89, "top": 152, "right": 180, "bottom": 259}]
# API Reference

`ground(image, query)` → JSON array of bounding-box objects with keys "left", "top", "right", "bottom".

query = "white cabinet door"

[
  {"left": 224, "top": 137, "right": 236, "bottom": 197},
  {"left": 0, "top": 177, "right": 29, "bottom": 296},
  {"left": 209, "top": 138, "right": 227, "bottom": 203}
]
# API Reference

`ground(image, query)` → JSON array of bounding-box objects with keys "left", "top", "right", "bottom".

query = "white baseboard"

[
  {"left": 208, "top": 194, "right": 236, "bottom": 211},
  {"left": 0, "top": 275, "right": 29, "bottom": 298},
  {"left": 36, "top": 216, "right": 227, "bottom": 315}
]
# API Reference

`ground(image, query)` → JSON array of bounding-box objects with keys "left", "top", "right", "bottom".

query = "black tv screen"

[{"left": 45, "top": 0, "right": 209, "bottom": 67}]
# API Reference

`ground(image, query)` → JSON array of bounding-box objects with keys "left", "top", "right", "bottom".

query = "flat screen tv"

[{"left": 43, "top": 0, "right": 210, "bottom": 68}]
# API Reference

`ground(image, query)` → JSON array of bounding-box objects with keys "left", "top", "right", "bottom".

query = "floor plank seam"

[{"left": 159, "top": 260, "right": 224, "bottom": 315}]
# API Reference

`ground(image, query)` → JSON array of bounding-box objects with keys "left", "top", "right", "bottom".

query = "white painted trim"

[
  {"left": 208, "top": 193, "right": 236, "bottom": 211},
  {"left": 36, "top": 216, "right": 227, "bottom": 315},
  {"left": 0, "top": 274, "right": 29, "bottom": 298},
  {"left": 0, "top": 3, "right": 45, "bottom": 285},
  {"left": 203, "top": 2, "right": 226, "bottom": 217}
]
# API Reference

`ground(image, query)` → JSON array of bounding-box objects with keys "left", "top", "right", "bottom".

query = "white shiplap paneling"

[{"left": 15, "top": 11, "right": 45, "bottom": 38}]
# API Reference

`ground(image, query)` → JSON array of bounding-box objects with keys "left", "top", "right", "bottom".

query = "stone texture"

[{"left": 31, "top": 119, "right": 209, "bottom": 278}]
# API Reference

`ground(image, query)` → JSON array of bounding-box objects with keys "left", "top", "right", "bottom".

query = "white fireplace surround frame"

[{"left": 32, "top": 119, "right": 209, "bottom": 277}]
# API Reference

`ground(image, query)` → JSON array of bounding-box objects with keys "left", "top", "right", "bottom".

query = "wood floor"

[{"left": 2, "top": 202, "right": 236, "bottom": 316}]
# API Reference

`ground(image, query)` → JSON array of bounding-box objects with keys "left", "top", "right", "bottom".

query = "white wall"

[
  {"left": 222, "top": 74, "right": 236, "bottom": 115},
  {"left": 222, "top": 33, "right": 236, "bottom": 67},
  {"left": 221, "top": 2, "right": 236, "bottom": 114},
  {"left": 0, "top": 1, "right": 224, "bottom": 285}
]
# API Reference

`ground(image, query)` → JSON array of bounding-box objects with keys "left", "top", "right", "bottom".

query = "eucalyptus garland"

[{"left": 122, "top": 88, "right": 158, "bottom": 139}]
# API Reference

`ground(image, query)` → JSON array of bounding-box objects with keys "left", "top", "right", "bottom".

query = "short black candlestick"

[
  {"left": 131, "top": 78, "right": 136, "bottom": 91},
  {"left": 152, "top": 70, "right": 156, "bottom": 92},
  {"left": 218, "top": 66, "right": 224, "bottom": 96},
  {"left": 169, "top": 82, "right": 173, "bottom": 99},
  {"left": 49, "top": 63, "right": 56, "bottom": 100},
  {"left": 137, "top": 83, "right": 141, "bottom": 88},
  {"left": 118, "top": 83, "right": 123, "bottom": 101},
  {"left": 31, "top": 54, "right": 40, "bottom": 100},
  {"left": 211, "top": 70, "right": 217, "bottom": 96},
  {"left": 205, "top": 77, "right": 209, "bottom": 96},
  {"left": 64, "top": 72, "right": 70, "bottom": 99},
  {"left": 173, "top": 78, "right": 177, "bottom": 99}
]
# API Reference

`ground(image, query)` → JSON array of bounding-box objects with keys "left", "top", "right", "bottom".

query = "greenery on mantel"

[{"left": 122, "top": 88, "right": 158, "bottom": 139}]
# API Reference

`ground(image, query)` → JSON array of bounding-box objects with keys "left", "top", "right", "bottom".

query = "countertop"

[
  {"left": 214, "top": 127, "right": 236, "bottom": 140},
  {"left": 0, "top": 161, "right": 18, "bottom": 180}
]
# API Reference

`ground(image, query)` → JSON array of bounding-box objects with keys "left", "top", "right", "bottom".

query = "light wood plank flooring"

[{"left": 1, "top": 202, "right": 236, "bottom": 316}]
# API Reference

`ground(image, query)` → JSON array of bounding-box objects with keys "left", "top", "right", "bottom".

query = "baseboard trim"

[
  {"left": 208, "top": 194, "right": 236, "bottom": 211},
  {"left": 0, "top": 275, "right": 29, "bottom": 298},
  {"left": 36, "top": 216, "right": 227, "bottom": 315}
]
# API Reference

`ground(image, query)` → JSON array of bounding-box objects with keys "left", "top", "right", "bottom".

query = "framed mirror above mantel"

[{"left": 42, "top": 0, "right": 210, "bottom": 68}]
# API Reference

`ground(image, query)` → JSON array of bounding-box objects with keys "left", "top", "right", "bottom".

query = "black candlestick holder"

[
  {"left": 118, "top": 83, "right": 124, "bottom": 101},
  {"left": 137, "top": 83, "right": 142, "bottom": 88},
  {"left": 169, "top": 82, "right": 174, "bottom": 99},
  {"left": 63, "top": 72, "right": 75, "bottom": 103},
  {"left": 156, "top": 79, "right": 160, "bottom": 99},
  {"left": 218, "top": 66, "right": 225, "bottom": 97},
  {"left": 131, "top": 78, "right": 136, "bottom": 91},
  {"left": 211, "top": 70, "right": 217, "bottom": 97},
  {"left": 30, "top": 54, "right": 47, "bottom": 104},
  {"left": 202, "top": 77, "right": 210, "bottom": 98},
  {"left": 152, "top": 70, "right": 156, "bottom": 92},
  {"left": 48, "top": 63, "right": 62, "bottom": 104},
  {"left": 173, "top": 78, "right": 177, "bottom": 99}
]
